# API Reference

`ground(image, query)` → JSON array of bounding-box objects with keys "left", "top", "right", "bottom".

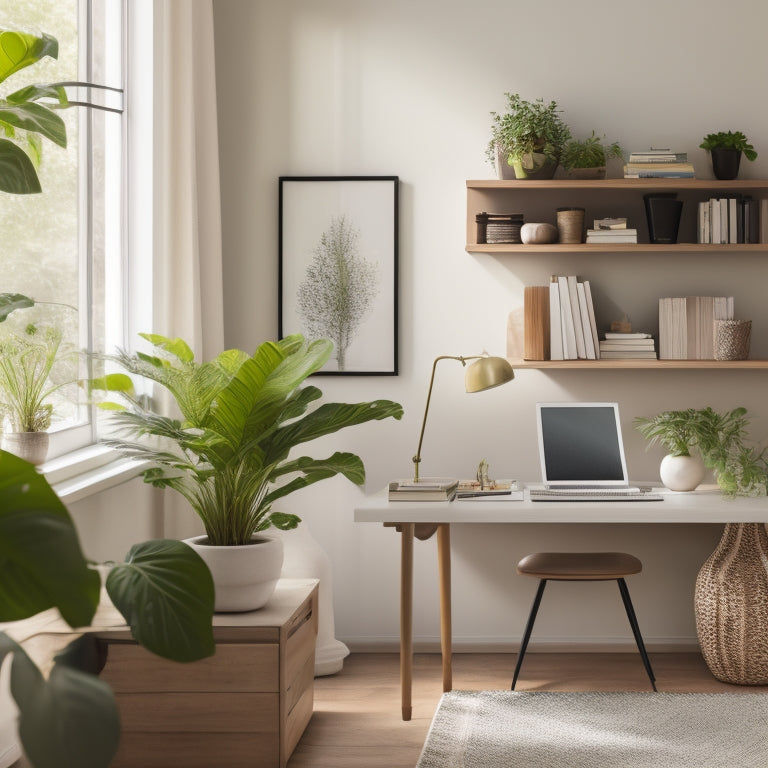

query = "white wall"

[{"left": 212, "top": 0, "right": 768, "bottom": 650}]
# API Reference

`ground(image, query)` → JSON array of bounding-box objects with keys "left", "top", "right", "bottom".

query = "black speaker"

[{"left": 644, "top": 193, "right": 683, "bottom": 244}]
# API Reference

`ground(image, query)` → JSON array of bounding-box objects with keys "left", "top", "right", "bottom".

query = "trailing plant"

[
  {"left": 635, "top": 406, "right": 768, "bottom": 497},
  {"left": 91, "top": 332, "right": 404, "bottom": 546},
  {"left": 562, "top": 131, "right": 623, "bottom": 170},
  {"left": 0, "top": 449, "right": 216, "bottom": 768},
  {"left": 699, "top": 131, "right": 757, "bottom": 161},
  {"left": 486, "top": 92, "right": 571, "bottom": 178}
]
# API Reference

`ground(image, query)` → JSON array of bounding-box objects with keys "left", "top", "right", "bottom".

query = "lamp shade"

[{"left": 464, "top": 356, "right": 515, "bottom": 393}]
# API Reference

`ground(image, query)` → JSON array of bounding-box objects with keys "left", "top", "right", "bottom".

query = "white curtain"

[{"left": 152, "top": 0, "right": 225, "bottom": 538}]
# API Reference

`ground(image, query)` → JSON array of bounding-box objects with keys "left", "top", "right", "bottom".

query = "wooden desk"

[{"left": 354, "top": 487, "right": 768, "bottom": 720}]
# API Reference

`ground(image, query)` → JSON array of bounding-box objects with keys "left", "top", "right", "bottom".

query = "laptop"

[{"left": 529, "top": 402, "right": 662, "bottom": 501}]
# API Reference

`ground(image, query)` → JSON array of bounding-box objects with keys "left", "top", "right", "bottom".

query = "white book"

[
  {"left": 672, "top": 297, "right": 687, "bottom": 359},
  {"left": 710, "top": 199, "right": 721, "bottom": 244},
  {"left": 576, "top": 282, "right": 596, "bottom": 359},
  {"left": 604, "top": 332, "right": 652, "bottom": 339},
  {"left": 566, "top": 275, "right": 587, "bottom": 359},
  {"left": 728, "top": 198, "right": 738, "bottom": 244},
  {"left": 583, "top": 280, "right": 601, "bottom": 360},
  {"left": 549, "top": 278, "right": 564, "bottom": 360},
  {"left": 719, "top": 198, "right": 729, "bottom": 244},
  {"left": 557, "top": 276, "right": 578, "bottom": 359}
]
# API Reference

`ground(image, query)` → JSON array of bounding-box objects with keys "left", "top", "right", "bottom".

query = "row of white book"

[
  {"left": 658, "top": 296, "right": 734, "bottom": 359},
  {"left": 697, "top": 197, "right": 764, "bottom": 244},
  {"left": 549, "top": 276, "right": 600, "bottom": 360}
]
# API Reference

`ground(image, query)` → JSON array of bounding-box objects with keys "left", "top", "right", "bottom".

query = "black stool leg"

[
  {"left": 512, "top": 579, "right": 547, "bottom": 690},
  {"left": 617, "top": 578, "right": 657, "bottom": 691}
]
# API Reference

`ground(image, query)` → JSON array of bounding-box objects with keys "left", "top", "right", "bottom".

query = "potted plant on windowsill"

[
  {"left": 562, "top": 132, "right": 623, "bottom": 180},
  {"left": 486, "top": 93, "right": 571, "bottom": 180},
  {"left": 699, "top": 131, "right": 758, "bottom": 180},
  {"left": 91, "top": 332, "right": 403, "bottom": 612}
]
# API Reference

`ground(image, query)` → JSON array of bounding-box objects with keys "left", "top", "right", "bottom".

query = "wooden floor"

[{"left": 288, "top": 651, "right": 768, "bottom": 768}]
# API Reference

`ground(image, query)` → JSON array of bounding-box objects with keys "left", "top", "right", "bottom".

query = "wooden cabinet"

[
  {"left": 98, "top": 579, "right": 319, "bottom": 768},
  {"left": 466, "top": 179, "right": 768, "bottom": 369}
]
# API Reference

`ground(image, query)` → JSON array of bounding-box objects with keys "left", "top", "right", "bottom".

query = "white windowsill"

[{"left": 41, "top": 444, "right": 150, "bottom": 504}]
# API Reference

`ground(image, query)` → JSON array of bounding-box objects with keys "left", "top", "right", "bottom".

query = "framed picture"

[{"left": 279, "top": 176, "right": 398, "bottom": 375}]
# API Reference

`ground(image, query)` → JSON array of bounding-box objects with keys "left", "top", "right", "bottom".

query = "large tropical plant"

[
  {"left": 92, "top": 333, "right": 404, "bottom": 545},
  {"left": 0, "top": 29, "right": 69, "bottom": 194},
  {"left": 0, "top": 449, "right": 215, "bottom": 768}
]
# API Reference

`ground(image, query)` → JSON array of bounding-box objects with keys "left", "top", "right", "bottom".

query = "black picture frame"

[{"left": 279, "top": 176, "right": 399, "bottom": 375}]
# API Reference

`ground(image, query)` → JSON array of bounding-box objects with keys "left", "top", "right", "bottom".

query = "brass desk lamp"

[{"left": 412, "top": 355, "right": 515, "bottom": 483}]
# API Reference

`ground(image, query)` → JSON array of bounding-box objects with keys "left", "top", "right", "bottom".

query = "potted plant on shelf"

[
  {"left": 91, "top": 332, "right": 403, "bottom": 612},
  {"left": 561, "top": 132, "right": 623, "bottom": 179},
  {"left": 635, "top": 406, "right": 767, "bottom": 496},
  {"left": 699, "top": 130, "right": 758, "bottom": 180},
  {"left": 486, "top": 92, "right": 571, "bottom": 180},
  {"left": 0, "top": 449, "right": 215, "bottom": 768}
]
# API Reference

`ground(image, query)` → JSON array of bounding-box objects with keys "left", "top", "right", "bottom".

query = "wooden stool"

[{"left": 511, "top": 551, "right": 657, "bottom": 691}]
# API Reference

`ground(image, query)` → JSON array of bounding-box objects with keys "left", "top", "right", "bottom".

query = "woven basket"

[
  {"left": 556, "top": 207, "right": 585, "bottom": 244},
  {"left": 695, "top": 523, "right": 768, "bottom": 684},
  {"left": 714, "top": 319, "right": 751, "bottom": 361}
]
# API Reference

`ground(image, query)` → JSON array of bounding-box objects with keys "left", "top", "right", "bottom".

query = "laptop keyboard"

[{"left": 529, "top": 488, "right": 663, "bottom": 502}]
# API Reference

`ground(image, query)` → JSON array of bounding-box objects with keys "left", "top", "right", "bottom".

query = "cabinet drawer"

[
  {"left": 116, "top": 692, "right": 279, "bottom": 733},
  {"left": 101, "top": 642, "right": 279, "bottom": 693}
]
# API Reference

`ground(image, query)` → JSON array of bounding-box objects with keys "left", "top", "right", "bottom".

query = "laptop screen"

[{"left": 536, "top": 402, "right": 629, "bottom": 487}]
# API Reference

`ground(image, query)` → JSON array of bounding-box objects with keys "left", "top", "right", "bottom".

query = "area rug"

[{"left": 415, "top": 690, "right": 768, "bottom": 768}]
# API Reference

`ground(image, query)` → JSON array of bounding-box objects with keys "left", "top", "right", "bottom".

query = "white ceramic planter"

[
  {"left": 1, "top": 431, "right": 49, "bottom": 465},
  {"left": 183, "top": 535, "right": 283, "bottom": 612},
  {"left": 659, "top": 453, "right": 706, "bottom": 492}
]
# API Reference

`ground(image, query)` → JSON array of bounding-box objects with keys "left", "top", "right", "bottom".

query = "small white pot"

[
  {"left": 183, "top": 535, "right": 283, "bottom": 612},
  {"left": 659, "top": 453, "right": 706, "bottom": 492},
  {"left": 1, "top": 432, "right": 49, "bottom": 465}
]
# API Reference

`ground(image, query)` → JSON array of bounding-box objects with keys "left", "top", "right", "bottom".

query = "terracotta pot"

[
  {"left": 695, "top": 523, "right": 768, "bottom": 684},
  {"left": 183, "top": 534, "right": 283, "bottom": 612}
]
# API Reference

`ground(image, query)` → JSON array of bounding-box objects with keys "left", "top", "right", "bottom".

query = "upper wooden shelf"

[
  {"left": 469, "top": 243, "right": 767, "bottom": 254},
  {"left": 466, "top": 179, "right": 768, "bottom": 191},
  {"left": 509, "top": 358, "right": 768, "bottom": 370}
]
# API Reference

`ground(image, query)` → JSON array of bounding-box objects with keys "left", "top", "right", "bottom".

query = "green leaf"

[
  {"left": 0, "top": 101, "right": 67, "bottom": 147},
  {"left": 0, "top": 30, "right": 58, "bottom": 85},
  {"left": 6, "top": 83, "right": 69, "bottom": 107},
  {"left": 106, "top": 539, "right": 215, "bottom": 662},
  {"left": 89, "top": 372, "right": 134, "bottom": 394},
  {"left": 0, "top": 633, "right": 120, "bottom": 768},
  {"left": 0, "top": 450, "right": 100, "bottom": 627},
  {"left": 0, "top": 137, "right": 41, "bottom": 193},
  {"left": 0, "top": 292, "right": 34, "bottom": 321},
  {"left": 139, "top": 332, "right": 195, "bottom": 363}
]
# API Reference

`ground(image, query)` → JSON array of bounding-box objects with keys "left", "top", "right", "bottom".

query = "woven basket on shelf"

[{"left": 714, "top": 319, "right": 751, "bottom": 361}]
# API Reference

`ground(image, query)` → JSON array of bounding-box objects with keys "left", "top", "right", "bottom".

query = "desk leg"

[
  {"left": 400, "top": 523, "right": 414, "bottom": 721},
  {"left": 437, "top": 524, "right": 452, "bottom": 693}
]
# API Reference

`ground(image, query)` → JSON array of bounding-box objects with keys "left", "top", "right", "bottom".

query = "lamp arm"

[{"left": 412, "top": 355, "right": 483, "bottom": 483}]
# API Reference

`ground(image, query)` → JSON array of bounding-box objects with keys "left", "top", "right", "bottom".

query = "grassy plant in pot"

[
  {"left": 486, "top": 93, "right": 570, "bottom": 180},
  {"left": 93, "top": 332, "right": 404, "bottom": 612},
  {"left": 562, "top": 132, "right": 623, "bottom": 180},
  {"left": 699, "top": 130, "right": 758, "bottom": 180}
]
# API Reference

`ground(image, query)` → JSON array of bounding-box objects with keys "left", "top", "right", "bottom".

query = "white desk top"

[{"left": 354, "top": 485, "right": 768, "bottom": 524}]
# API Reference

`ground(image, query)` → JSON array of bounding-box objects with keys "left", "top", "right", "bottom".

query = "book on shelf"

[
  {"left": 576, "top": 282, "right": 596, "bottom": 359},
  {"left": 524, "top": 285, "right": 550, "bottom": 361},
  {"left": 586, "top": 228, "right": 638, "bottom": 243},
  {"left": 658, "top": 296, "right": 734, "bottom": 360},
  {"left": 604, "top": 331, "right": 652, "bottom": 339},
  {"left": 389, "top": 477, "right": 459, "bottom": 501},
  {"left": 628, "top": 150, "right": 688, "bottom": 163},
  {"left": 599, "top": 341, "right": 656, "bottom": 351},
  {"left": 623, "top": 162, "right": 695, "bottom": 178},
  {"left": 549, "top": 276, "right": 564, "bottom": 361},
  {"left": 698, "top": 195, "right": 757, "bottom": 244},
  {"left": 599, "top": 349, "right": 658, "bottom": 359},
  {"left": 583, "top": 280, "right": 600, "bottom": 360},
  {"left": 593, "top": 217, "right": 628, "bottom": 230},
  {"left": 567, "top": 275, "right": 587, "bottom": 359},
  {"left": 557, "top": 275, "right": 578, "bottom": 359}
]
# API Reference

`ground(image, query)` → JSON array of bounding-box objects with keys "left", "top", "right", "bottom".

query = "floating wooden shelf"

[{"left": 510, "top": 359, "right": 768, "bottom": 370}]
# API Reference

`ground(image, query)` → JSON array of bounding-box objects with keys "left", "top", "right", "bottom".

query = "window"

[{"left": 2, "top": 0, "right": 125, "bottom": 459}]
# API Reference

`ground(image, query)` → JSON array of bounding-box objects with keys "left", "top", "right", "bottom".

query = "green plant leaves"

[
  {"left": 0, "top": 137, "right": 41, "bottom": 193},
  {"left": 0, "top": 450, "right": 100, "bottom": 627},
  {"left": 0, "top": 30, "right": 58, "bottom": 84},
  {"left": 0, "top": 633, "right": 120, "bottom": 768},
  {"left": 0, "top": 292, "right": 34, "bottom": 321},
  {"left": 106, "top": 539, "right": 215, "bottom": 663}
]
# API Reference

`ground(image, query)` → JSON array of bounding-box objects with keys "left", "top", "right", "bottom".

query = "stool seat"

[{"left": 517, "top": 551, "right": 642, "bottom": 580}]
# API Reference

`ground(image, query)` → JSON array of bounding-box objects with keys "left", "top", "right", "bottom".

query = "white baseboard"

[{"left": 344, "top": 635, "right": 700, "bottom": 654}]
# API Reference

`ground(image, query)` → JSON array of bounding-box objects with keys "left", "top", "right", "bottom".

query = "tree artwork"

[{"left": 297, "top": 216, "right": 379, "bottom": 371}]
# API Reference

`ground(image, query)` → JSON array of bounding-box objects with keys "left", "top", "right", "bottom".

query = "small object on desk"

[
  {"left": 457, "top": 479, "right": 523, "bottom": 500},
  {"left": 389, "top": 477, "right": 459, "bottom": 501}
]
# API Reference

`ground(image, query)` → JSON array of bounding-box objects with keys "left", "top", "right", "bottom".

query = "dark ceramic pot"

[{"left": 710, "top": 148, "right": 741, "bottom": 180}]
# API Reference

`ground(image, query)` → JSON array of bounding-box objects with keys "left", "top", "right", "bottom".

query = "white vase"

[
  {"left": 659, "top": 454, "right": 706, "bottom": 492},
  {"left": 1, "top": 431, "right": 49, "bottom": 465},
  {"left": 183, "top": 535, "right": 283, "bottom": 612}
]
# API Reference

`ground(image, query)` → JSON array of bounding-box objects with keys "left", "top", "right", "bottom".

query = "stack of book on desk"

[
  {"left": 388, "top": 478, "right": 458, "bottom": 501},
  {"left": 598, "top": 332, "right": 657, "bottom": 359},
  {"left": 624, "top": 149, "right": 694, "bottom": 178}
]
